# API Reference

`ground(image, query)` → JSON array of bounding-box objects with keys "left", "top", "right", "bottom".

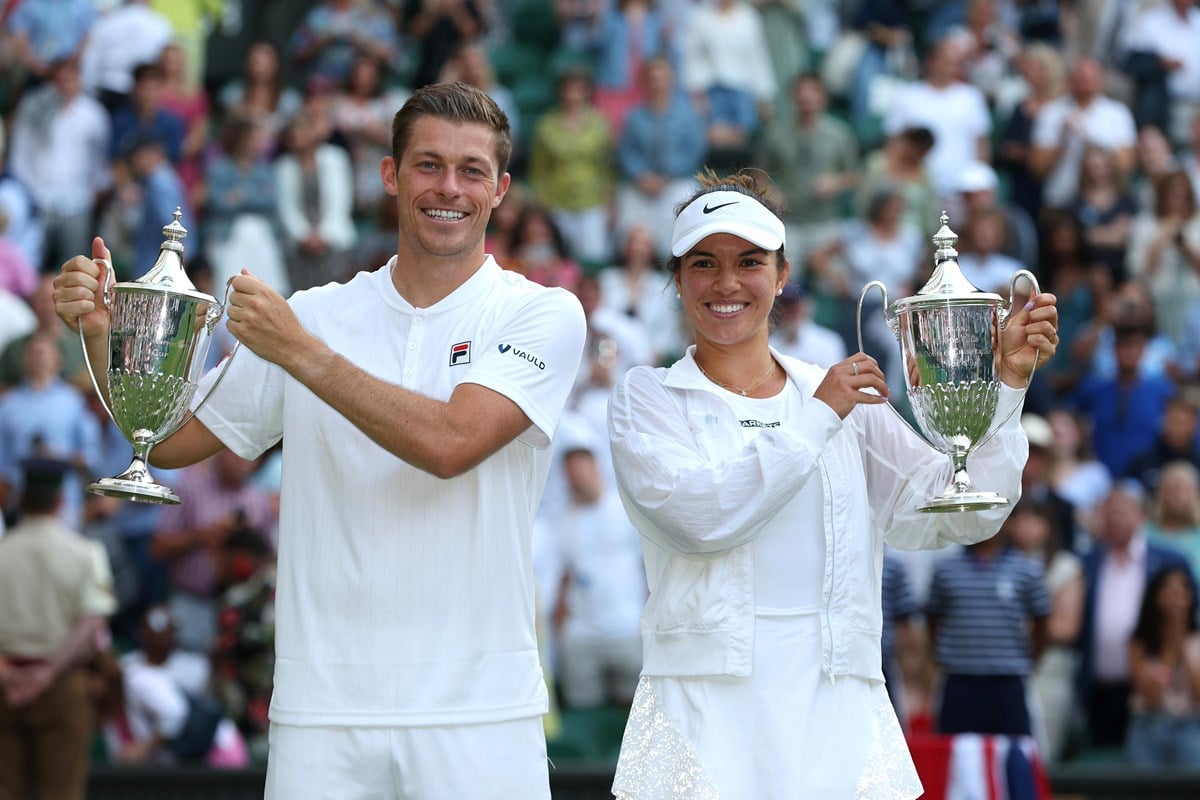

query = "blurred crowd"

[{"left": 3, "top": 0, "right": 1200, "bottom": 787}]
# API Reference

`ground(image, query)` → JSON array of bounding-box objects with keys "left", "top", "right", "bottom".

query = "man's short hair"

[
  {"left": 899, "top": 126, "right": 935, "bottom": 154},
  {"left": 132, "top": 61, "right": 165, "bottom": 84},
  {"left": 1113, "top": 320, "right": 1150, "bottom": 344},
  {"left": 19, "top": 457, "right": 70, "bottom": 514},
  {"left": 120, "top": 130, "right": 165, "bottom": 160},
  {"left": 391, "top": 81, "right": 512, "bottom": 175}
]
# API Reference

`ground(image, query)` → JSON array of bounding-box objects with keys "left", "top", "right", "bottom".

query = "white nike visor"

[{"left": 670, "top": 190, "right": 786, "bottom": 258}]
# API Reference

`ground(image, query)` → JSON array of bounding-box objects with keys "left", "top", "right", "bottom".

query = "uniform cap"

[{"left": 19, "top": 457, "right": 72, "bottom": 489}]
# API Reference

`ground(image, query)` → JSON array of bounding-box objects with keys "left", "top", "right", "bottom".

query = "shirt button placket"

[{"left": 404, "top": 315, "right": 423, "bottom": 386}]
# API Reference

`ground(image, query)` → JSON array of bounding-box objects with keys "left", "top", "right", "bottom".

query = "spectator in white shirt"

[
  {"left": 767, "top": 281, "right": 845, "bottom": 369},
  {"left": 1030, "top": 55, "right": 1137, "bottom": 210},
  {"left": 882, "top": 33, "right": 992, "bottom": 200},
  {"left": 8, "top": 55, "right": 111, "bottom": 272},
  {"left": 80, "top": 0, "right": 174, "bottom": 112},
  {"left": 0, "top": 127, "right": 44, "bottom": 274},
  {"left": 597, "top": 225, "right": 684, "bottom": 366},
  {"left": 679, "top": 0, "right": 775, "bottom": 152},
  {"left": 957, "top": 206, "right": 1029, "bottom": 295},
  {"left": 1124, "top": 0, "right": 1200, "bottom": 148},
  {"left": 551, "top": 421, "right": 646, "bottom": 708},
  {"left": 274, "top": 111, "right": 357, "bottom": 291}
]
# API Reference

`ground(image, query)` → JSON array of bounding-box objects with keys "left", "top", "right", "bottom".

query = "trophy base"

[
  {"left": 87, "top": 477, "right": 181, "bottom": 505},
  {"left": 918, "top": 491, "right": 1009, "bottom": 514}
]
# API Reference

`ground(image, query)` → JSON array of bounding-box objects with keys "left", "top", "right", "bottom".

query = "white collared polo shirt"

[{"left": 193, "top": 256, "right": 586, "bottom": 726}]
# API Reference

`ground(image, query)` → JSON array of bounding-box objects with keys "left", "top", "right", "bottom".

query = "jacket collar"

[{"left": 662, "top": 345, "right": 815, "bottom": 396}]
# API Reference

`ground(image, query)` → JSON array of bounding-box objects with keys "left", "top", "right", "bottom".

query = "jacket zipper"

[{"left": 820, "top": 458, "right": 836, "bottom": 684}]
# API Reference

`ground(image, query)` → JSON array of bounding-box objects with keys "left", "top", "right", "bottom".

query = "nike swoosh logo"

[{"left": 702, "top": 201, "right": 738, "bottom": 214}]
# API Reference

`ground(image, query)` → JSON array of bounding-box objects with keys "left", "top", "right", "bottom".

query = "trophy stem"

[
  {"left": 950, "top": 460, "right": 972, "bottom": 495},
  {"left": 919, "top": 456, "right": 1009, "bottom": 514},
  {"left": 87, "top": 443, "right": 181, "bottom": 505}
]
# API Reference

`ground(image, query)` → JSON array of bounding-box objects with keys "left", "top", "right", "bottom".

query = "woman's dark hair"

[
  {"left": 345, "top": 52, "right": 385, "bottom": 98},
  {"left": 1154, "top": 170, "right": 1197, "bottom": 219},
  {"left": 618, "top": 224, "right": 662, "bottom": 271},
  {"left": 666, "top": 167, "right": 787, "bottom": 275},
  {"left": 898, "top": 126, "right": 935, "bottom": 156},
  {"left": 1131, "top": 565, "right": 1199, "bottom": 656},
  {"left": 864, "top": 186, "right": 903, "bottom": 226},
  {"left": 216, "top": 110, "right": 259, "bottom": 156},
  {"left": 555, "top": 62, "right": 594, "bottom": 92},
  {"left": 1035, "top": 207, "right": 1095, "bottom": 287},
  {"left": 242, "top": 41, "right": 284, "bottom": 109},
  {"left": 1009, "top": 496, "right": 1066, "bottom": 565},
  {"left": 505, "top": 202, "right": 571, "bottom": 261}
]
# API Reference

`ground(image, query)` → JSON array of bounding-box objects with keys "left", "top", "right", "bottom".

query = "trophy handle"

[
  {"left": 1000, "top": 270, "right": 1041, "bottom": 327},
  {"left": 182, "top": 277, "right": 242, "bottom": 423},
  {"left": 856, "top": 280, "right": 890, "bottom": 354},
  {"left": 975, "top": 269, "right": 1044, "bottom": 450},
  {"left": 857, "top": 280, "right": 930, "bottom": 442},
  {"left": 79, "top": 258, "right": 118, "bottom": 425}
]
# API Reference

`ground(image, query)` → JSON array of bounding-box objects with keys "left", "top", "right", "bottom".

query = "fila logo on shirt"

[
  {"left": 449, "top": 341, "right": 472, "bottom": 366},
  {"left": 497, "top": 343, "right": 545, "bottom": 370}
]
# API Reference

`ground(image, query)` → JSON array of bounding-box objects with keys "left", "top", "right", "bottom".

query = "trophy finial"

[
  {"left": 161, "top": 208, "right": 188, "bottom": 252},
  {"left": 911, "top": 210, "right": 987, "bottom": 296},
  {"left": 932, "top": 211, "right": 958, "bottom": 258},
  {"left": 133, "top": 209, "right": 202, "bottom": 293}
]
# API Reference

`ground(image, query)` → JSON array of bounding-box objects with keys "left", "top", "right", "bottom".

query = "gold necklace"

[{"left": 696, "top": 359, "right": 779, "bottom": 397}]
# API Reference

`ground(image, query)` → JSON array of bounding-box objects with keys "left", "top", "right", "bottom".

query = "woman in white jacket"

[{"left": 607, "top": 169, "right": 1059, "bottom": 799}]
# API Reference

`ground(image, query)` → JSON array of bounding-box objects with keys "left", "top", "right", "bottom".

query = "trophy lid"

[
  {"left": 892, "top": 212, "right": 1002, "bottom": 313},
  {"left": 118, "top": 208, "right": 215, "bottom": 303}
]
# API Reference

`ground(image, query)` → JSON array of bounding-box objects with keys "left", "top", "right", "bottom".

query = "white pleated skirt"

[{"left": 612, "top": 609, "right": 923, "bottom": 800}]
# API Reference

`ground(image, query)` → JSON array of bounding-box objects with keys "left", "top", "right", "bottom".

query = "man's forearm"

[{"left": 283, "top": 336, "right": 507, "bottom": 479}]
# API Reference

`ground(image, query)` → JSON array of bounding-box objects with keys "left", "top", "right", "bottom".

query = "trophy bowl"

[
  {"left": 858, "top": 213, "right": 1038, "bottom": 513},
  {"left": 83, "top": 210, "right": 238, "bottom": 504}
]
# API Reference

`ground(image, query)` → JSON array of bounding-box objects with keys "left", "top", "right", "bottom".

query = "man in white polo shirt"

[
  {"left": 53, "top": 82, "right": 587, "bottom": 799},
  {"left": 1030, "top": 56, "right": 1137, "bottom": 210}
]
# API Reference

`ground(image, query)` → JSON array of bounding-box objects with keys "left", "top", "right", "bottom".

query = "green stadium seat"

[
  {"left": 489, "top": 42, "right": 544, "bottom": 87},
  {"left": 510, "top": 0, "right": 561, "bottom": 53},
  {"left": 512, "top": 75, "right": 556, "bottom": 125},
  {"left": 549, "top": 707, "right": 629, "bottom": 765},
  {"left": 1064, "top": 745, "right": 1128, "bottom": 765},
  {"left": 546, "top": 734, "right": 595, "bottom": 762}
]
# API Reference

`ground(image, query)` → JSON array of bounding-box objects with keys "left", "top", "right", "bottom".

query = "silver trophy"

[
  {"left": 81, "top": 209, "right": 238, "bottom": 504},
  {"left": 857, "top": 213, "right": 1038, "bottom": 513}
]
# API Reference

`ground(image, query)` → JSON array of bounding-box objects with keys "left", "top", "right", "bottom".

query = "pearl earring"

[
  {"left": 776, "top": 288, "right": 783, "bottom": 296},
  {"left": 675, "top": 291, "right": 681, "bottom": 299}
]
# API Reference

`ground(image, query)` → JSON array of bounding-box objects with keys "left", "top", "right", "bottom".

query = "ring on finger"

[{"left": 851, "top": 361, "right": 860, "bottom": 376}]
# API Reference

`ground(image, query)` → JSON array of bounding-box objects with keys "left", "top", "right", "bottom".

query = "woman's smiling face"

[{"left": 675, "top": 233, "right": 786, "bottom": 350}]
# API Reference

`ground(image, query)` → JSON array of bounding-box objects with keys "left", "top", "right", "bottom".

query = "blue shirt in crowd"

[
  {"left": 8, "top": 0, "right": 97, "bottom": 66},
  {"left": 618, "top": 95, "right": 707, "bottom": 181},
  {"left": 1071, "top": 372, "right": 1177, "bottom": 479},
  {"left": 0, "top": 378, "right": 100, "bottom": 528},
  {"left": 926, "top": 546, "right": 1051, "bottom": 676},
  {"left": 136, "top": 164, "right": 190, "bottom": 270}
]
